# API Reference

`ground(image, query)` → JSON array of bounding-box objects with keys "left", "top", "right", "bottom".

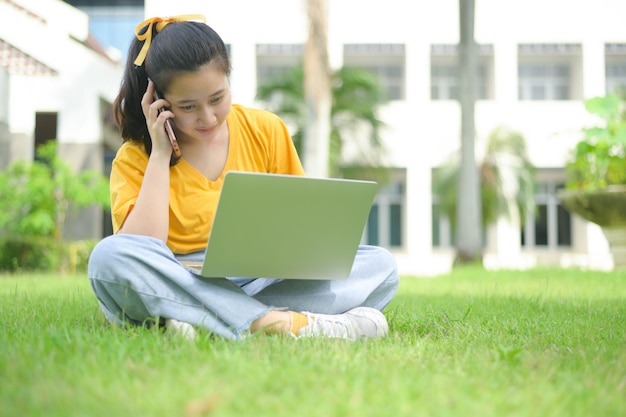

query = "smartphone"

[{"left": 153, "top": 89, "right": 181, "bottom": 158}]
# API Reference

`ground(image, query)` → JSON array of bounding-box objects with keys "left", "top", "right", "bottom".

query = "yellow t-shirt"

[{"left": 109, "top": 104, "right": 305, "bottom": 254}]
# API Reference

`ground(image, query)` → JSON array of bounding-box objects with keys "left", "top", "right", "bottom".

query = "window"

[
  {"left": 518, "top": 43, "right": 582, "bottom": 101},
  {"left": 605, "top": 43, "right": 626, "bottom": 95},
  {"left": 430, "top": 44, "right": 493, "bottom": 100},
  {"left": 431, "top": 200, "right": 454, "bottom": 248},
  {"left": 365, "top": 171, "right": 405, "bottom": 249},
  {"left": 518, "top": 64, "right": 571, "bottom": 100},
  {"left": 521, "top": 180, "right": 572, "bottom": 248},
  {"left": 256, "top": 44, "right": 303, "bottom": 88},
  {"left": 34, "top": 112, "right": 57, "bottom": 159},
  {"left": 430, "top": 64, "right": 458, "bottom": 100},
  {"left": 63, "top": 1, "right": 144, "bottom": 61},
  {"left": 343, "top": 44, "right": 406, "bottom": 100}
]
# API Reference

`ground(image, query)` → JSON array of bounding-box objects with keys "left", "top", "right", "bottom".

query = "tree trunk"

[
  {"left": 456, "top": 0, "right": 483, "bottom": 263},
  {"left": 303, "top": 0, "right": 332, "bottom": 177}
]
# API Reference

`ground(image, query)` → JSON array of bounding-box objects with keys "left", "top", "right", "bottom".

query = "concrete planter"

[{"left": 558, "top": 185, "right": 626, "bottom": 270}]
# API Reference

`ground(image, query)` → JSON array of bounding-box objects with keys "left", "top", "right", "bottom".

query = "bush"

[
  {"left": 565, "top": 94, "right": 626, "bottom": 191},
  {"left": 0, "top": 141, "right": 109, "bottom": 273},
  {"left": 0, "top": 235, "right": 61, "bottom": 272},
  {"left": 0, "top": 236, "right": 98, "bottom": 273},
  {"left": 0, "top": 141, "right": 109, "bottom": 240},
  {"left": 67, "top": 239, "right": 99, "bottom": 273}
]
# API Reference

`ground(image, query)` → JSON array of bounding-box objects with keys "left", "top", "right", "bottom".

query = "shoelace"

[{"left": 301, "top": 312, "right": 353, "bottom": 339}]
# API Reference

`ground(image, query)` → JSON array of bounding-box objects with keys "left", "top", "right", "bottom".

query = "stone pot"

[{"left": 558, "top": 185, "right": 626, "bottom": 270}]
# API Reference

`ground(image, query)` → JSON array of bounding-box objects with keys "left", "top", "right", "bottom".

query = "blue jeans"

[{"left": 87, "top": 234, "right": 399, "bottom": 340}]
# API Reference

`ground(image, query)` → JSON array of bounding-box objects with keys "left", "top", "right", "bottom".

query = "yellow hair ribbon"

[{"left": 133, "top": 14, "right": 206, "bottom": 66}]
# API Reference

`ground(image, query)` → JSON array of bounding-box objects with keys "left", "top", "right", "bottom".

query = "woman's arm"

[
  {"left": 117, "top": 151, "right": 171, "bottom": 242},
  {"left": 118, "top": 81, "right": 175, "bottom": 243}
]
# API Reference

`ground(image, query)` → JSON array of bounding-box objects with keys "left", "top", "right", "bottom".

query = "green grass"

[{"left": 1, "top": 267, "right": 625, "bottom": 417}]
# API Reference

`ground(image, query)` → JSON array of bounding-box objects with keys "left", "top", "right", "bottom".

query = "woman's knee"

[
  {"left": 89, "top": 234, "right": 117, "bottom": 259},
  {"left": 88, "top": 236, "right": 157, "bottom": 323},
  {"left": 89, "top": 234, "right": 168, "bottom": 272},
  {"left": 363, "top": 245, "right": 398, "bottom": 275}
]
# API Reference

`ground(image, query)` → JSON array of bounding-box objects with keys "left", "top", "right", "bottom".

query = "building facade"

[
  {"left": 142, "top": 0, "right": 626, "bottom": 275},
  {"left": 0, "top": 0, "right": 123, "bottom": 239}
]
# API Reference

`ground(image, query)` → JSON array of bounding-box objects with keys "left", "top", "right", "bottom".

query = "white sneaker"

[
  {"left": 297, "top": 307, "right": 389, "bottom": 341},
  {"left": 164, "top": 319, "right": 197, "bottom": 340}
]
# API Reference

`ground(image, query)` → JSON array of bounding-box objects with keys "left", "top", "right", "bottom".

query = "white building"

[
  {"left": 2, "top": 0, "right": 625, "bottom": 275},
  {"left": 0, "top": 0, "right": 123, "bottom": 239},
  {"left": 142, "top": 0, "right": 626, "bottom": 275}
]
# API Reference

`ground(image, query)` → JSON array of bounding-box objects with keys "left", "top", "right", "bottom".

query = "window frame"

[
  {"left": 430, "top": 43, "right": 494, "bottom": 101},
  {"left": 364, "top": 169, "right": 406, "bottom": 249},
  {"left": 343, "top": 43, "right": 406, "bottom": 101},
  {"left": 517, "top": 43, "right": 583, "bottom": 101},
  {"left": 605, "top": 43, "right": 626, "bottom": 95},
  {"left": 255, "top": 43, "right": 304, "bottom": 88},
  {"left": 521, "top": 176, "right": 572, "bottom": 249}
]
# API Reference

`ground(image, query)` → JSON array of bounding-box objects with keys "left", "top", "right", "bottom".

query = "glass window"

[
  {"left": 530, "top": 85, "right": 546, "bottom": 100},
  {"left": 34, "top": 112, "right": 57, "bottom": 160},
  {"left": 256, "top": 44, "right": 303, "bottom": 87},
  {"left": 606, "top": 62, "right": 626, "bottom": 94},
  {"left": 522, "top": 180, "right": 572, "bottom": 248},
  {"left": 431, "top": 199, "right": 454, "bottom": 248},
  {"left": 534, "top": 205, "right": 549, "bottom": 246},
  {"left": 430, "top": 65, "right": 458, "bottom": 100},
  {"left": 518, "top": 43, "right": 582, "bottom": 101},
  {"left": 430, "top": 44, "right": 493, "bottom": 100},
  {"left": 605, "top": 44, "right": 626, "bottom": 95},
  {"left": 365, "top": 171, "right": 405, "bottom": 249},
  {"left": 557, "top": 205, "right": 572, "bottom": 246},
  {"left": 367, "top": 205, "right": 380, "bottom": 246},
  {"left": 64, "top": 3, "right": 145, "bottom": 61},
  {"left": 390, "top": 203, "right": 402, "bottom": 246},
  {"left": 90, "top": 13, "right": 144, "bottom": 56},
  {"left": 518, "top": 64, "right": 571, "bottom": 100},
  {"left": 343, "top": 44, "right": 406, "bottom": 100}
]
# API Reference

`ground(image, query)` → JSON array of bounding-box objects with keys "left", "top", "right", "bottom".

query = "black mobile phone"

[{"left": 153, "top": 89, "right": 181, "bottom": 158}]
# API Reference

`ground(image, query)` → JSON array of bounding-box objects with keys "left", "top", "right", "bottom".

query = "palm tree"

[
  {"left": 432, "top": 126, "right": 536, "bottom": 242},
  {"left": 457, "top": 0, "right": 482, "bottom": 263},
  {"left": 256, "top": 65, "right": 389, "bottom": 179},
  {"left": 303, "top": 0, "right": 331, "bottom": 178}
]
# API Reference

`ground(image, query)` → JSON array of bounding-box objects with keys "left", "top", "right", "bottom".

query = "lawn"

[{"left": 1, "top": 267, "right": 625, "bottom": 417}]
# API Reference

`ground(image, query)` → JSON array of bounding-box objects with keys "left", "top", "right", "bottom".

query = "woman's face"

[{"left": 164, "top": 62, "right": 232, "bottom": 142}]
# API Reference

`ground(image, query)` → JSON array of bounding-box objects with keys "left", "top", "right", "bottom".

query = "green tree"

[
  {"left": 433, "top": 127, "right": 536, "bottom": 237},
  {"left": 257, "top": 65, "right": 389, "bottom": 180},
  {"left": 0, "top": 141, "right": 110, "bottom": 242}
]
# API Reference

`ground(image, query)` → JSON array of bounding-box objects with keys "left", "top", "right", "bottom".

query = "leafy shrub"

[
  {"left": 0, "top": 141, "right": 109, "bottom": 272},
  {"left": 565, "top": 94, "right": 626, "bottom": 191},
  {"left": 0, "top": 235, "right": 62, "bottom": 272},
  {"left": 67, "top": 239, "right": 100, "bottom": 273},
  {"left": 0, "top": 236, "right": 99, "bottom": 273},
  {"left": 0, "top": 141, "right": 110, "bottom": 240}
]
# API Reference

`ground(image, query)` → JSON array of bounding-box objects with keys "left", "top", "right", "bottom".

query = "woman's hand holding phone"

[{"left": 146, "top": 80, "right": 181, "bottom": 158}]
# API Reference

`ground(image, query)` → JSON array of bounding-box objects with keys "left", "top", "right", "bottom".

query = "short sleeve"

[{"left": 109, "top": 142, "right": 149, "bottom": 233}]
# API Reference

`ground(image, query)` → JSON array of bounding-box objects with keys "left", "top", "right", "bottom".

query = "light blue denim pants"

[{"left": 87, "top": 234, "right": 399, "bottom": 340}]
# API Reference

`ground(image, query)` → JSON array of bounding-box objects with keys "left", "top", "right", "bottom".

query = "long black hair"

[{"left": 113, "top": 21, "right": 231, "bottom": 162}]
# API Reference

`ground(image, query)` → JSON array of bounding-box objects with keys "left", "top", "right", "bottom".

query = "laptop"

[{"left": 181, "top": 171, "right": 377, "bottom": 280}]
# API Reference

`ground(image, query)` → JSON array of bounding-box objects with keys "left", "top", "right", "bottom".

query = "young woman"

[{"left": 87, "top": 15, "right": 399, "bottom": 341}]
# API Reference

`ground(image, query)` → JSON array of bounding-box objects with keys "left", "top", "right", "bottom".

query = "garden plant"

[{"left": 0, "top": 141, "right": 109, "bottom": 272}]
